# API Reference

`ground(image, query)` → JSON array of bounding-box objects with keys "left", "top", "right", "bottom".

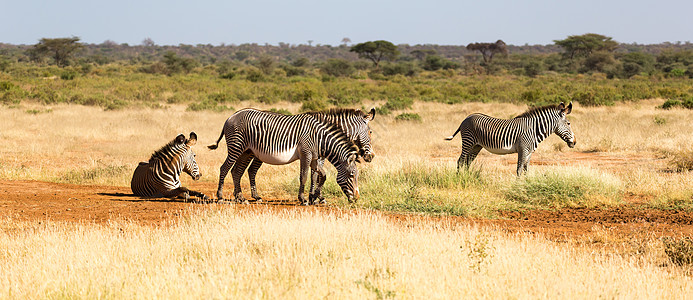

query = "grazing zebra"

[
  {"left": 208, "top": 108, "right": 361, "bottom": 204},
  {"left": 131, "top": 132, "right": 209, "bottom": 200},
  {"left": 445, "top": 102, "right": 575, "bottom": 176},
  {"left": 230, "top": 108, "right": 375, "bottom": 203}
]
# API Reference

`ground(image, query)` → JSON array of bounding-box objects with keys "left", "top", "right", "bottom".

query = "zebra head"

[
  {"left": 336, "top": 153, "right": 360, "bottom": 202},
  {"left": 555, "top": 102, "right": 576, "bottom": 148},
  {"left": 180, "top": 132, "right": 202, "bottom": 180},
  {"left": 354, "top": 108, "right": 376, "bottom": 162}
]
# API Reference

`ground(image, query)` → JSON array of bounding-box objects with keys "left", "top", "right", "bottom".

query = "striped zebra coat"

[
  {"left": 208, "top": 109, "right": 360, "bottom": 204},
  {"left": 230, "top": 108, "right": 375, "bottom": 204},
  {"left": 131, "top": 132, "right": 208, "bottom": 200},
  {"left": 445, "top": 102, "right": 575, "bottom": 175}
]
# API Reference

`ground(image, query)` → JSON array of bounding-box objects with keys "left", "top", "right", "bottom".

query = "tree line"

[{"left": 1, "top": 34, "right": 693, "bottom": 79}]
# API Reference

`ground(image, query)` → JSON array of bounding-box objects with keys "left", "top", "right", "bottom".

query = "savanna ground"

[{"left": 2, "top": 100, "right": 693, "bottom": 298}]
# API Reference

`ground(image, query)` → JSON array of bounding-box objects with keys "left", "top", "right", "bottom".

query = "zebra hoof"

[{"left": 253, "top": 197, "right": 263, "bottom": 203}]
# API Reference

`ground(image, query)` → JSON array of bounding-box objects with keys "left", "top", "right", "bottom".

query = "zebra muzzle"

[{"left": 567, "top": 140, "right": 576, "bottom": 148}]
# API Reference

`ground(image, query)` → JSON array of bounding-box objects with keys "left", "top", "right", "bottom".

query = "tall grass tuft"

[{"left": 504, "top": 167, "right": 623, "bottom": 208}]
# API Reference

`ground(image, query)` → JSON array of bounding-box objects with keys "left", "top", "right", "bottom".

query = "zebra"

[
  {"left": 131, "top": 132, "right": 209, "bottom": 200},
  {"left": 207, "top": 108, "right": 361, "bottom": 204},
  {"left": 445, "top": 102, "right": 575, "bottom": 176},
  {"left": 229, "top": 108, "right": 375, "bottom": 204}
]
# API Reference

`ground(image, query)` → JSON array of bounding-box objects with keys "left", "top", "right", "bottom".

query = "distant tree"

[
  {"left": 307, "top": 40, "right": 313, "bottom": 46},
  {"left": 32, "top": 37, "right": 83, "bottom": 67},
  {"left": 350, "top": 40, "right": 399, "bottom": 67},
  {"left": 341, "top": 37, "right": 351, "bottom": 46},
  {"left": 411, "top": 49, "right": 436, "bottom": 60},
  {"left": 321, "top": 59, "right": 355, "bottom": 77},
  {"left": 466, "top": 40, "right": 507, "bottom": 63},
  {"left": 554, "top": 33, "right": 618, "bottom": 60},
  {"left": 141, "top": 38, "right": 155, "bottom": 47},
  {"left": 291, "top": 57, "right": 310, "bottom": 67},
  {"left": 256, "top": 56, "right": 275, "bottom": 75},
  {"left": 162, "top": 51, "right": 198, "bottom": 74}
]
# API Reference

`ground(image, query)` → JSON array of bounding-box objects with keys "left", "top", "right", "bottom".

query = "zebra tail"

[
  {"left": 444, "top": 127, "right": 460, "bottom": 141},
  {"left": 207, "top": 129, "right": 225, "bottom": 150}
]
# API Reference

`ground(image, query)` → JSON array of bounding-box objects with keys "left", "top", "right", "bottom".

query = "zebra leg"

[
  {"left": 516, "top": 149, "right": 532, "bottom": 176},
  {"left": 216, "top": 135, "right": 245, "bottom": 201},
  {"left": 231, "top": 151, "right": 254, "bottom": 203},
  {"left": 162, "top": 187, "right": 209, "bottom": 202},
  {"left": 465, "top": 145, "right": 483, "bottom": 167},
  {"left": 309, "top": 159, "right": 327, "bottom": 205},
  {"left": 457, "top": 140, "right": 476, "bottom": 172},
  {"left": 247, "top": 158, "right": 263, "bottom": 202},
  {"left": 298, "top": 151, "right": 313, "bottom": 205},
  {"left": 309, "top": 158, "right": 326, "bottom": 204}
]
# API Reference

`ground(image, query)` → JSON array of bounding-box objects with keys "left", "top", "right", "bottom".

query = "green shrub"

[
  {"left": 268, "top": 108, "right": 292, "bottom": 115},
  {"left": 187, "top": 100, "right": 234, "bottom": 112},
  {"left": 504, "top": 167, "right": 623, "bottom": 208},
  {"left": 300, "top": 98, "right": 328, "bottom": 112},
  {"left": 320, "top": 59, "right": 355, "bottom": 77},
  {"left": 395, "top": 112, "right": 422, "bottom": 122}
]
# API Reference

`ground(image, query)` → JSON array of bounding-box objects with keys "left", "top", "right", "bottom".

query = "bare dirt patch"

[{"left": 2, "top": 180, "right": 693, "bottom": 243}]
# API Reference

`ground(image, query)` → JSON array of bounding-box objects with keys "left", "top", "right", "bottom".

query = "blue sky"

[{"left": 1, "top": 0, "right": 691, "bottom": 46}]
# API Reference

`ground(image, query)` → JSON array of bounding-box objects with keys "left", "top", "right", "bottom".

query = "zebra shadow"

[{"left": 97, "top": 192, "right": 215, "bottom": 204}]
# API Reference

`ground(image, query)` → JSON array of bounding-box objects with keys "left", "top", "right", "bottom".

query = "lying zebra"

[
  {"left": 208, "top": 108, "right": 360, "bottom": 204},
  {"left": 131, "top": 132, "right": 209, "bottom": 201},
  {"left": 229, "top": 108, "right": 375, "bottom": 204},
  {"left": 445, "top": 102, "right": 575, "bottom": 175}
]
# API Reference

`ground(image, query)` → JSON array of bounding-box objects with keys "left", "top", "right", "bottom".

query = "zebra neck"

[
  {"left": 150, "top": 149, "right": 184, "bottom": 184},
  {"left": 533, "top": 117, "right": 557, "bottom": 145}
]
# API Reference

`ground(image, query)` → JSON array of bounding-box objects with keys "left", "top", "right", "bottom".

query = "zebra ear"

[
  {"left": 187, "top": 132, "right": 198, "bottom": 146},
  {"left": 365, "top": 107, "right": 375, "bottom": 121},
  {"left": 175, "top": 134, "right": 186, "bottom": 144},
  {"left": 558, "top": 102, "right": 565, "bottom": 110},
  {"left": 565, "top": 102, "right": 573, "bottom": 114}
]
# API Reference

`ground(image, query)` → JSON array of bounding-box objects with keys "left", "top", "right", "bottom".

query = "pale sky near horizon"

[{"left": 1, "top": 0, "right": 691, "bottom": 46}]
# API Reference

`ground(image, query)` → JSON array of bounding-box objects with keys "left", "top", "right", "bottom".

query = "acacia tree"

[
  {"left": 466, "top": 40, "right": 507, "bottom": 63},
  {"left": 350, "top": 40, "right": 399, "bottom": 67},
  {"left": 554, "top": 33, "right": 618, "bottom": 60},
  {"left": 32, "top": 37, "right": 83, "bottom": 67}
]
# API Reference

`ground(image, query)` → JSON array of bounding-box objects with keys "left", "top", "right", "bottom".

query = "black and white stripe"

[
  {"left": 208, "top": 109, "right": 361, "bottom": 204},
  {"left": 445, "top": 102, "right": 575, "bottom": 175},
  {"left": 131, "top": 132, "right": 208, "bottom": 200},
  {"left": 230, "top": 108, "right": 375, "bottom": 204}
]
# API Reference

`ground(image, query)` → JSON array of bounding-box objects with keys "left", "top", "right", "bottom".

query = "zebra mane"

[
  {"left": 306, "top": 108, "right": 366, "bottom": 119},
  {"left": 321, "top": 120, "right": 359, "bottom": 155},
  {"left": 513, "top": 104, "right": 561, "bottom": 119},
  {"left": 149, "top": 137, "right": 184, "bottom": 162}
]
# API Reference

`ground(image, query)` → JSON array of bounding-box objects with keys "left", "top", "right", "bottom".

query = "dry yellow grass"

[
  {"left": 2, "top": 101, "right": 693, "bottom": 297},
  {"left": 1, "top": 209, "right": 692, "bottom": 299},
  {"left": 1, "top": 100, "right": 691, "bottom": 203}
]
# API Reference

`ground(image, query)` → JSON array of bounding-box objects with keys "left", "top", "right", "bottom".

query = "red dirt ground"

[{"left": 2, "top": 180, "right": 693, "bottom": 242}]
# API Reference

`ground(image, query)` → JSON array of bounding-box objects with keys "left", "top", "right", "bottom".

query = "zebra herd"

[{"left": 130, "top": 102, "right": 575, "bottom": 204}]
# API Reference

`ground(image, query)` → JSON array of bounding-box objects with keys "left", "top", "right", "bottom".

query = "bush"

[
  {"left": 300, "top": 98, "right": 328, "bottom": 112},
  {"left": 187, "top": 100, "right": 234, "bottom": 112},
  {"left": 268, "top": 108, "right": 292, "bottom": 115},
  {"left": 669, "top": 151, "right": 693, "bottom": 172},
  {"left": 663, "top": 237, "right": 693, "bottom": 266},
  {"left": 504, "top": 167, "right": 623, "bottom": 208},
  {"left": 382, "top": 61, "right": 418, "bottom": 76},
  {"left": 321, "top": 59, "right": 355, "bottom": 77},
  {"left": 395, "top": 112, "right": 422, "bottom": 122}
]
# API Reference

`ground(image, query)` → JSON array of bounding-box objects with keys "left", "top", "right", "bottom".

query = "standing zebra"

[
  {"left": 131, "top": 132, "right": 209, "bottom": 200},
  {"left": 445, "top": 102, "right": 575, "bottom": 175},
  {"left": 208, "top": 109, "right": 361, "bottom": 204},
  {"left": 230, "top": 108, "right": 375, "bottom": 204}
]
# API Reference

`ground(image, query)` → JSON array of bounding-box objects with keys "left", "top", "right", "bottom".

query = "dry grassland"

[
  {"left": 1, "top": 100, "right": 693, "bottom": 297},
  {"left": 2, "top": 209, "right": 693, "bottom": 299}
]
